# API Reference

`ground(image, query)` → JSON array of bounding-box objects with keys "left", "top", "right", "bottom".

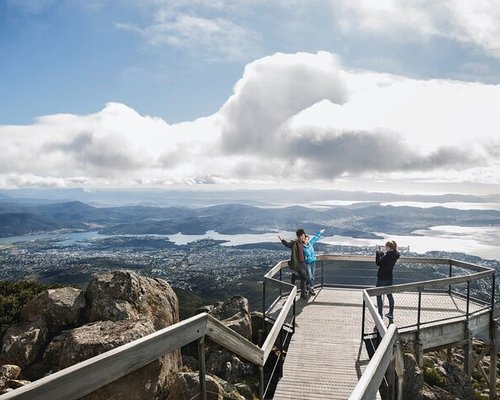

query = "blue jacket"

[{"left": 303, "top": 231, "right": 322, "bottom": 264}]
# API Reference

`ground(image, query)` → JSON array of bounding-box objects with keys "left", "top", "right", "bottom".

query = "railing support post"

[
  {"left": 361, "top": 299, "right": 366, "bottom": 340},
  {"left": 448, "top": 260, "right": 452, "bottom": 294},
  {"left": 321, "top": 259, "right": 324, "bottom": 288},
  {"left": 198, "top": 337, "right": 207, "bottom": 400},
  {"left": 414, "top": 287, "right": 423, "bottom": 366},
  {"left": 262, "top": 280, "right": 267, "bottom": 342},
  {"left": 463, "top": 330, "right": 473, "bottom": 379},
  {"left": 386, "top": 344, "right": 396, "bottom": 400},
  {"left": 488, "top": 318, "right": 498, "bottom": 400},
  {"left": 258, "top": 366, "right": 264, "bottom": 400}
]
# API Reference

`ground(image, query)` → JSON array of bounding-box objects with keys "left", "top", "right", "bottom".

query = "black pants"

[{"left": 293, "top": 263, "right": 310, "bottom": 296}]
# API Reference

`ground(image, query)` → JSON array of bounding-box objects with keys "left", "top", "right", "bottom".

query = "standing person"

[
  {"left": 375, "top": 240, "right": 400, "bottom": 319},
  {"left": 278, "top": 229, "right": 310, "bottom": 299},
  {"left": 303, "top": 229, "right": 325, "bottom": 295}
]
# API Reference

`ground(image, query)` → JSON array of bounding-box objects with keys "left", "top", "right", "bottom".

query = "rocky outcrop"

[
  {"left": 20, "top": 287, "right": 85, "bottom": 334},
  {"left": 400, "top": 338, "right": 500, "bottom": 400},
  {"left": 0, "top": 316, "right": 48, "bottom": 369},
  {"left": 403, "top": 353, "right": 423, "bottom": 400},
  {"left": 166, "top": 372, "right": 245, "bottom": 400},
  {"left": 0, "top": 364, "right": 21, "bottom": 393},
  {"left": 85, "top": 271, "right": 179, "bottom": 331},
  {"left": 198, "top": 296, "right": 256, "bottom": 382},
  {"left": 0, "top": 271, "right": 181, "bottom": 399}
]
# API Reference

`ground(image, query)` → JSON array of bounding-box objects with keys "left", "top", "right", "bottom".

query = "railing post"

[
  {"left": 321, "top": 259, "right": 324, "bottom": 288},
  {"left": 262, "top": 280, "right": 267, "bottom": 340},
  {"left": 448, "top": 260, "right": 452, "bottom": 295},
  {"left": 279, "top": 267, "right": 283, "bottom": 297},
  {"left": 198, "top": 337, "right": 207, "bottom": 400},
  {"left": 465, "top": 280, "right": 470, "bottom": 328},
  {"left": 488, "top": 318, "right": 498, "bottom": 400},
  {"left": 292, "top": 297, "right": 296, "bottom": 334},
  {"left": 490, "top": 273, "right": 496, "bottom": 326},
  {"left": 414, "top": 287, "right": 423, "bottom": 366},
  {"left": 386, "top": 343, "right": 396, "bottom": 400},
  {"left": 361, "top": 299, "right": 366, "bottom": 340},
  {"left": 258, "top": 366, "right": 264, "bottom": 400}
]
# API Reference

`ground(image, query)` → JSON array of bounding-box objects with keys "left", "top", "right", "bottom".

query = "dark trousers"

[
  {"left": 293, "top": 263, "right": 310, "bottom": 295},
  {"left": 376, "top": 278, "right": 394, "bottom": 316}
]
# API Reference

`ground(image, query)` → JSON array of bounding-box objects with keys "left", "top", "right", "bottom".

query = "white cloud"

[
  {"left": 333, "top": 0, "right": 500, "bottom": 59},
  {"left": 116, "top": 2, "right": 259, "bottom": 62},
  {"left": 1, "top": 52, "right": 499, "bottom": 188}
]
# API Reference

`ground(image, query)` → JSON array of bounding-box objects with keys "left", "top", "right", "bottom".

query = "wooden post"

[
  {"left": 386, "top": 346, "right": 396, "bottom": 400},
  {"left": 488, "top": 319, "right": 498, "bottom": 400},
  {"left": 259, "top": 366, "right": 264, "bottom": 400},
  {"left": 198, "top": 337, "right": 207, "bottom": 400},
  {"left": 463, "top": 330, "right": 473, "bottom": 379}
]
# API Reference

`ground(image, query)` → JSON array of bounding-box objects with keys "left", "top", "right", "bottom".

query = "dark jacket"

[
  {"left": 375, "top": 250, "right": 400, "bottom": 281},
  {"left": 281, "top": 239, "right": 305, "bottom": 271}
]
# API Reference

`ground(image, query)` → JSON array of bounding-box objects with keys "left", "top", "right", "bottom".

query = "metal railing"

[{"left": 262, "top": 254, "right": 496, "bottom": 400}]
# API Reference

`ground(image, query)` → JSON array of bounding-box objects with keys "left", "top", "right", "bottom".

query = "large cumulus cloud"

[{"left": 0, "top": 51, "right": 499, "bottom": 188}]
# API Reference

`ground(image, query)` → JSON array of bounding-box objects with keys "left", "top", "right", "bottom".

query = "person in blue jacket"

[{"left": 303, "top": 229, "right": 325, "bottom": 295}]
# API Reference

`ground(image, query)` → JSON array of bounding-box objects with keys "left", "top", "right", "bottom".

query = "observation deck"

[{"left": 0, "top": 254, "right": 497, "bottom": 400}]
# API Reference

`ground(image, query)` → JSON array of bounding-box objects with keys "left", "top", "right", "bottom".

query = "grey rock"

[
  {"left": 20, "top": 287, "right": 86, "bottom": 334},
  {"left": 0, "top": 316, "right": 48, "bottom": 369},
  {"left": 84, "top": 270, "right": 179, "bottom": 331}
]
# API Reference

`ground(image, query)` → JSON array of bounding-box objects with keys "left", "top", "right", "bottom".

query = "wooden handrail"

[
  {"left": 206, "top": 314, "right": 264, "bottom": 366},
  {"left": 0, "top": 314, "right": 208, "bottom": 400},
  {"left": 348, "top": 324, "right": 398, "bottom": 400}
]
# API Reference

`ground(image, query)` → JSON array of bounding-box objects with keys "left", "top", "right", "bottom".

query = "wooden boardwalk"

[
  {"left": 272, "top": 288, "right": 372, "bottom": 400},
  {"left": 270, "top": 287, "right": 490, "bottom": 399}
]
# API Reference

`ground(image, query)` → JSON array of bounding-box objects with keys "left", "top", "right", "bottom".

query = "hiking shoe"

[
  {"left": 385, "top": 313, "right": 394, "bottom": 319},
  {"left": 309, "top": 287, "right": 316, "bottom": 295}
]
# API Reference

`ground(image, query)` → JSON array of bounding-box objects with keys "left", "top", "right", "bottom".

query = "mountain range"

[{"left": 1, "top": 199, "right": 500, "bottom": 239}]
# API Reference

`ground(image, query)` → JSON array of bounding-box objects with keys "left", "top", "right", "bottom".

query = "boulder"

[
  {"left": 199, "top": 296, "right": 255, "bottom": 382},
  {"left": 44, "top": 319, "right": 157, "bottom": 370},
  {"left": 84, "top": 271, "right": 179, "bottom": 331},
  {"left": 0, "top": 365, "right": 21, "bottom": 392},
  {"left": 403, "top": 352, "right": 423, "bottom": 400},
  {"left": 0, "top": 316, "right": 48, "bottom": 369},
  {"left": 20, "top": 287, "right": 86, "bottom": 334},
  {"left": 201, "top": 296, "right": 252, "bottom": 340},
  {"left": 442, "top": 361, "right": 474, "bottom": 400},
  {"left": 166, "top": 372, "right": 245, "bottom": 400}
]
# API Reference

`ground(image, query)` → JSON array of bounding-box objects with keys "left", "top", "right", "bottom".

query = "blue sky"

[{"left": 1, "top": 1, "right": 500, "bottom": 193}]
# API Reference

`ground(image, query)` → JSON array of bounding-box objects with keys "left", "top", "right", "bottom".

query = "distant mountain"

[
  {"left": 0, "top": 200, "right": 499, "bottom": 238},
  {"left": 0, "top": 212, "right": 62, "bottom": 236}
]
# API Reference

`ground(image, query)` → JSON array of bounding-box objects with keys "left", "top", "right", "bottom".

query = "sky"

[{"left": 1, "top": 0, "right": 500, "bottom": 194}]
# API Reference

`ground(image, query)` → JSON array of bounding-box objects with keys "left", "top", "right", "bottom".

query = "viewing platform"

[
  {"left": 0, "top": 254, "right": 497, "bottom": 400},
  {"left": 272, "top": 288, "right": 371, "bottom": 399}
]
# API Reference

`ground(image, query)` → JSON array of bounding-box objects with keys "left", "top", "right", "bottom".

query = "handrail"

[
  {"left": 0, "top": 269, "right": 298, "bottom": 400},
  {"left": 366, "top": 269, "right": 492, "bottom": 296},
  {"left": 351, "top": 256, "right": 495, "bottom": 400},
  {"left": 266, "top": 254, "right": 495, "bottom": 400},
  {"left": 0, "top": 314, "right": 208, "bottom": 400},
  {"left": 348, "top": 324, "right": 398, "bottom": 400},
  {"left": 205, "top": 314, "right": 264, "bottom": 365}
]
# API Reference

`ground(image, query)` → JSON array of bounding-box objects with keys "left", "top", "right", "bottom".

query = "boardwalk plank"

[{"left": 273, "top": 288, "right": 370, "bottom": 400}]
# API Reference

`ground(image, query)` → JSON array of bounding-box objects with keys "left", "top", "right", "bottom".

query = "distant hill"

[{"left": 0, "top": 200, "right": 500, "bottom": 239}]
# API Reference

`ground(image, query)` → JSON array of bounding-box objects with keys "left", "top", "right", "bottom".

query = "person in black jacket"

[
  {"left": 278, "top": 229, "right": 310, "bottom": 299},
  {"left": 375, "top": 240, "right": 400, "bottom": 319}
]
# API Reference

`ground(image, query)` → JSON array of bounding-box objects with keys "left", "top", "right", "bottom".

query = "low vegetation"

[{"left": 0, "top": 280, "right": 66, "bottom": 341}]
